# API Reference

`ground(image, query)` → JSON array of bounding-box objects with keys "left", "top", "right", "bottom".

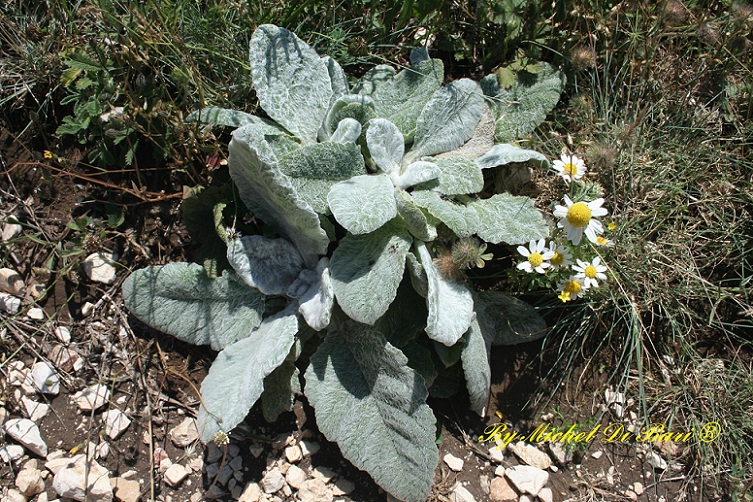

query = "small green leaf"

[
  {"left": 330, "top": 220, "right": 412, "bottom": 325},
  {"left": 122, "top": 263, "right": 265, "bottom": 351},
  {"left": 305, "top": 324, "right": 437, "bottom": 502},
  {"left": 468, "top": 194, "right": 548, "bottom": 245},
  {"left": 327, "top": 174, "right": 398, "bottom": 235}
]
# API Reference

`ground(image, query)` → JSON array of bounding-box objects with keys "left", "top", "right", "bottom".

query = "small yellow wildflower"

[
  {"left": 558, "top": 291, "right": 571, "bottom": 302},
  {"left": 43, "top": 150, "right": 53, "bottom": 159}
]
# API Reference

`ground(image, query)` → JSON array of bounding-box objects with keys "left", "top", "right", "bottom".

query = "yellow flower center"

[
  {"left": 551, "top": 252, "right": 564, "bottom": 266},
  {"left": 565, "top": 280, "right": 582, "bottom": 295},
  {"left": 596, "top": 236, "right": 608, "bottom": 246},
  {"left": 563, "top": 163, "right": 578, "bottom": 176},
  {"left": 528, "top": 252, "right": 544, "bottom": 267},
  {"left": 584, "top": 265, "right": 598, "bottom": 278},
  {"left": 566, "top": 202, "right": 592, "bottom": 228}
]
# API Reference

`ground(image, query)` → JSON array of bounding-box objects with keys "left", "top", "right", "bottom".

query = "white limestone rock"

[
  {"left": 102, "top": 409, "right": 131, "bottom": 440},
  {"left": 489, "top": 477, "right": 517, "bottom": 501},
  {"left": 284, "top": 445, "right": 302, "bottom": 463},
  {"left": 30, "top": 361, "right": 60, "bottom": 395},
  {"left": 27, "top": 308, "right": 45, "bottom": 320},
  {"left": 167, "top": 417, "right": 199, "bottom": 447},
  {"left": 15, "top": 464, "right": 45, "bottom": 497},
  {"left": 444, "top": 453, "right": 465, "bottom": 472},
  {"left": 238, "top": 482, "right": 263, "bottom": 502},
  {"left": 163, "top": 463, "right": 190, "bottom": 487},
  {"left": 260, "top": 468, "right": 285, "bottom": 494},
  {"left": 0, "top": 443, "right": 25, "bottom": 463},
  {"left": 449, "top": 482, "right": 477, "bottom": 502},
  {"left": 52, "top": 455, "right": 113, "bottom": 501},
  {"left": 4, "top": 418, "right": 48, "bottom": 457},
  {"left": 332, "top": 478, "right": 355, "bottom": 496},
  {"left": 54, "top": 326, "right": 72, "bottom": 344},
  {"left": 73, "top": 384, "right": 110, "bottom": 412},
  {"left": 298, "top": 478, "right": 332, "bottom": 502},
  {"left": 0, "top": 268, "right": 26, "bottom": 296},
  {"left": 285, "top": 464, "right": 307, "bottom": 490},
  {"left": 0, "top": 292, "right": 22, "bottom": 314},
  {"left": 82, "top": 252, "right": 118, "bottom": 285},
  {"left": 508, "top": 442, "right": 552, "bottom": 470},
  {"left": 505, "top": 465, "right": 549, "bottom": 496},
  {"left": 21, "top": 396, "right": 50, "bottom": 422},
  {"left": 110, "top": 476, "right": 141, "bottom": 502}
]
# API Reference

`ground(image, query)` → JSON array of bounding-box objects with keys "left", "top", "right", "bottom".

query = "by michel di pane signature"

[{"left": 478, "top": 421, "right": 722, "bottom": 449}]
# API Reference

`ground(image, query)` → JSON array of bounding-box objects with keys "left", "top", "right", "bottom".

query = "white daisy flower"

[
  {"left": 553, "top": 195, "right": 608, "bottom": 245},
  {"left": 572, "top": 257, "right": 608, "bottom": 288},
  {"left": 548, "top": 241, "right": 573, "bottom": 268},
  {"left": 552, "top": 153, "right": 587, "bottom": 182},
  {"left": 558, "top": 276, "right": 586, "bottom": 300},
  {"left": 517, "top": 238, "right": 555, "bottom": 274},
  {"left": 595, "top": 235, "right": 614, "bottom": 248}
]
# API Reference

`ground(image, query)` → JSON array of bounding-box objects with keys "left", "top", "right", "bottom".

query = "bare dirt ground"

[{"left": 0, "top": 141, "right": 719, "bottom": 502}]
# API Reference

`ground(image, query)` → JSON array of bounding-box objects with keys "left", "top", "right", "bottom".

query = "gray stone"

[
  {"left": 4, "top": 418, "right": 48, "bottom": 457},
  {"left": 332, "top": 478, "right": 355, "bottom": 496},
  {"left": 547, "top": 442, "right": 573, "bottom": 466},
  {"left": 310, "top": 465, "right": 336, "bottom": 483},
  {"left": 647, "top": 450, "right": 668, "bottom": 470}
]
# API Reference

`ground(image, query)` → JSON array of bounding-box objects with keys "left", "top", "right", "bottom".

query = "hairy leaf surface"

[
  {"left": 122, "top": 263, "right": 265, "bottom": 352},
  {"left": 469, "top": 194, "right": 548, "bottom": 245},
  {"left": 305, "top": 324, "right": 437, "bottom": 502},
  {"left": 475, "top": 291, "right": 547, "bottom": 345},
  {"left": 197, "top": 308, "right": 299, "bottom": 442},
  {"left": 460, "top": 315, "right": 491, "bottom": 416},
  {"left": 327, "top": 174, "right": 398, "bottom": 234},
  {"left": 416, "top": 156, "right": 484, "bottom": 195},
  {"left": 227, "top": 236, "right": 304, "bottom": 295},
  {"left": 330, "top": 221, "right": 412, "bottom": 324},
  {"left": 480, "top": 63, "right": 564, "bottom": 142},
  {"left": 411, "top": 79, "right": 484, "bottom": 159},
  {"left": 410, "top": 191, "right": 480, "bottom": 237},
  {"left": 229, "top": 124, "right": 329, "bottom": 266},
  {"left": 416, "top": 242, "right": 474, "bottom": 346},
  {"left": 475, "top": 143, "right": 549, "bottom": 169},
  {"left": 250, "top": 25, "right": 332, "bottom": 143}
]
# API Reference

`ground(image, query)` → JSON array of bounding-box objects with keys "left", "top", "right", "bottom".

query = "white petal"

[{"left": 517, "top": 246, "right": 530, "bottom": 257}]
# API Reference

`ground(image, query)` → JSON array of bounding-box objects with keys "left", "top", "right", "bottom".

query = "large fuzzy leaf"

[
  {"left": 460, "top": 315, "right": 491, "bottom": 416},
  {"left": 279, "top": 142, "right": 366, "bottom": 214},
  {"left": 475, "top": 143, "right": 549, "bottom": 169},
  {"left": 122, "top": 263, "right": 264, "bottom": 351},
  {"left": 481, "top": 63, "right": 564, "bottom": 142},
  {"left": 395, "top": 189, "right": 437, "bottom": 242},
  {"left": 366, "top": 118, "right": 404, "bottom": 177},
  {"left": 366, "top": 59, "right": 444, "bottom": 139},
  {"left": 415, "top": 156, "right": 484, "bottom": 195},
  {"left": 229, "top": 124, "right": 329, "bottom": 266},
  {"left": 410, "top": 191, "right": 480, "bottom": 237},
  {"left": 475, "top": 291, "right": 547, "bottom": 345},
  {"left": 197, "top": 308, "right": 299, "bottom": 442},
  {"left": 416, "top": 242, "right": 474, "bottom": 346},
  {"left": 305, "top": 324, "right": 438, "bottom": 502},
  {"left": 250, "top": 24, "right": 332, "bottom": 144},
  {"left": 226, "top": 236, "right": 304, "bottom": 295},
  {"left": 186, "top": 108, "right": 276, "bottom": 129},
  {"left": 410, "top": 79, "right": 484, "bottom": 159},
  {"left": 287, "top": 258, "right": 334, "bottom": 331},
  {"left": 468, "top": 194, "right": 549, "bottom": 245},
  {"left": 261, "top": 340, "right": 302, "bottom": 423},
  {"left": 330, "top": 220, "right": 412, "bottom": 324},
  {"left": 327, "top": 174, "right": 398, "bottom": 235},
  {"left": 325, "top": 95, "right": 376, "bottom": 136}
]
